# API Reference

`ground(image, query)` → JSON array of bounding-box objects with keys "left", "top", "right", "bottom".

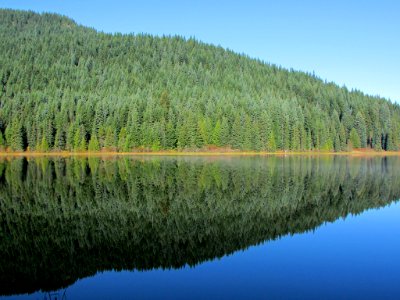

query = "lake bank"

[{"left": 1, "top": 149, "right": 400, "bottom": 158}]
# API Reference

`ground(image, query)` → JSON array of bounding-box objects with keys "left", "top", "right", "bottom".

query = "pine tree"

[
  {"left": 126, "top": 105, "right": 140, "bottom": 149},
  {"left": 290, "top": 124, "right": 301, "bottom": 151},
  {"left": 165, "top": 120, "right": 176, "bottom": 149},
  {"left": 252, "top": 122, "right": 262, "bottom": 151},
  {"left": 355, "top": 112, "right": 367, "bottom": 148},
  {"left": 198, "top": 117, "right": 212, "bottom": 146},
  {"left": 73, "top": 128, "right": 82, "bottom": 151},
  {"left": 54, "top": 129, "right": 65, "bottom": 150},
  {"left": 339, "top": 124, "right": 347, "bottom": 151},
  {"left": 104, "top": 127, "right": 116, "bottom": 149},
  {"left": 39, "top": 136, "right": 49, "bottom": 152},
  {"left": 211, "top": 120, "right": 222, "bottom": 147},
  {"left": 267, "top": 131, "right": 277, "bottom": 152},
  {"left": 231, "top": 114, "right": 243, "bottom": 149},
  {"left": 73, "top": 127, "right": 87, "bottom": 151},
  {"left": 177, "top": 121, "right": 187, "bottom": 150},
  {"left": 66, "top": 124, "right": 76, "bottom": 151},
  {"left": 78, "top": 137, "right": 87, "bottom": 151},
  {"left": 220, "top": 117, "right": 230, "bottom": 148},
  {"left": 334, "top": 134, "right": 341, "bottom": 152},
  {"left": 9, "top": 121, "right": 24, "bottom": 151},
  {"left": 242, "top": 115, "right": 252, "bottom": 150},
  {"left": 88, "top": 135, "right": 100, "bottom": 152},
  {"left": 0, "top": 132, "right": 5, "bottom": 150},
  {"left": 349, "top": 128, "right": 361, "bottom": 149},
  {"left": 321, "top": 138, "right": 333, "bottom": 151},
  {"left": 118, "top": 127, "right": 128, "bottom": 152}
]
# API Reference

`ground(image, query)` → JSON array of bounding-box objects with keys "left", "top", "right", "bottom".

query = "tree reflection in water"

[{"left": 0, "top": 156, "right": 399, "bottom": 296}]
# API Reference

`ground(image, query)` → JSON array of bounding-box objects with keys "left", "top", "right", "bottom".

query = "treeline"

[
  {"left": 1, "top": 156, "right": 400, "bottom": 294},
  {"left": 0, "top": 9, "right": 400, "bottom": 152}
]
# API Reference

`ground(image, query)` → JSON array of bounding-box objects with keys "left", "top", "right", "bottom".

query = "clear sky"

[{"left": 1, "top": 0, "right": 399, "bottom": 103}]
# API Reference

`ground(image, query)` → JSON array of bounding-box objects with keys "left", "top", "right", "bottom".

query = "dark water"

[{"left": 0, "top": 156, "right": 400, "bottom": 299}]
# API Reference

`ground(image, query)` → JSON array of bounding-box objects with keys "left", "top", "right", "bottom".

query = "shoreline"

[{"left": 1, "top": 150, "right": 400, "bottom": 158}]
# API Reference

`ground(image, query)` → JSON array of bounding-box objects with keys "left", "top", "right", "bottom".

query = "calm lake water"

[{"left": 0, "top": 156, "right": 400, "bottom": 299}]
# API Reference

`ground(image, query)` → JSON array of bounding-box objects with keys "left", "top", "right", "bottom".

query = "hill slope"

[{"left": 0, "top": 9, "right": 399, "bottom": 152}]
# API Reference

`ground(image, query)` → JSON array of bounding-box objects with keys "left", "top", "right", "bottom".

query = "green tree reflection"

[{"left": 0, "top": 156, "right": 399, "bottom": 295}]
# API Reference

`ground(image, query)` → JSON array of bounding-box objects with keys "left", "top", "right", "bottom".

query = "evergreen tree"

[
  {"left": 267, "top": 131, "right": 277, "bottom": 152},
  {"left": 79, "top": 137, "right": 87, "bottom": 151},
  {"left": 211, "top": 120, "right": 222, "bottom": 146},
  {"left": 104, "top": 127, "right": 116, "bottom": 149},
  {"left": 198, "top": 117, "right": 212, "bottom": 146},
  {"left": 73, "top": 128, "right": 82, "bottom": 151},
  {"left": 118, "top": 127, "right": 128, "bottom": 152},
  {"left": 66, "top": 124, "right": 76, "bottom": 151},
  {"left": 349, "top": 128, "right": 361, "bottom": 149},
  {"left": 339, "top": 124, "right": 347, "bottom": 151},
  {"left": 0, "top": 132, "right": 5, "bottom": 150},
  {"left": 54, "top": 129, "right": 65, "bottom": 150},
  {"left": 88, "top": 135, "right": 100, "bottom": 152},
  {"left": 39, "top": 136, "right": 49, "bottom": 152},
  {"left": 355, "top": 112, "right": 367, "bottom": 148},
  {"left": 9, "top": 121, "right": 24, "bottom": 151},
  {"left": 242, "top": 115, "right": 252, "bottom": 150},
  {"left": 220, "top": 117, "right": 230, "bottom": 147},
  {"left": 165, "top": 120, "right": 176, "bottom": 149}
]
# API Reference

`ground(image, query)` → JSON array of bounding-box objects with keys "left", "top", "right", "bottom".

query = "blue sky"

[{"left": 1, "top": 0, "right": 399, "bottom": 103}]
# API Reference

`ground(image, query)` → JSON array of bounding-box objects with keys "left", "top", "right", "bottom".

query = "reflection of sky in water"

[{"left": 7, "top": 201, "right": 400, "bottom": 300}]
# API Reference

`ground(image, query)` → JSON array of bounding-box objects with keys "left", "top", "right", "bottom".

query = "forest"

[
  {"left": 0, "top": 9, "right": 400, "bottom": 152},
  {"left": 1, "top": 156, "right": 399, "bottom": 294}
]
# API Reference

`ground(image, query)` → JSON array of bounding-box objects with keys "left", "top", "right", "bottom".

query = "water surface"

[{"left": 0, "top": 156, "right": 399, "bottom": 299}]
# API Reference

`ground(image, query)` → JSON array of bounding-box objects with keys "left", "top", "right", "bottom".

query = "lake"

[{"left": 0, "top": 156, "right": 399, "bottom": 299}]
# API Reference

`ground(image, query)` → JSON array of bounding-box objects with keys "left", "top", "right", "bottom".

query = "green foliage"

[
  {"left": 88, "top": 135, "right": 100, "bottom": 152},
  {"left": 54, "top": 129, "right": 65, "bottom": 150},
  {"left": 267, "top": 131, "right": 277, "bottom": 152},
  {"left": 73, "top": 127, "right": 87, "bottom": 151},
  {"left": 211, "top": 120, "right": 222, "bottom": 146},
  {"left": 349, "top": 128, "right": 361, "bottom": 149},
  {"left": 0, "top": 132, "right": 5, "bottom": 150},
  {"left": 219, "top": 118, "right": 230, "bottom": 147},
  {"left": 39, "top": 136, "right": 49, "bottom": 152},
  {"left": 151, "top": 140, "right": 161, "bottom": 151},
  {"left": 104, "top": 127, "right": 116, "bottom": 149},
  {"left": 118, "top": 127, "right": 128, "bottom": 152},
  {"left": 0, "top": 9, "right": 399, "bottom": 152},
  {"left": 6, "top": 121, "right": 24, "bottom": 151},
  {"left": 355, "top": 112, "right": 367, "bottom": 148},
  {"left": 73, "top": 128, "right": 82, "bottom": 151},
  {"left": 198, "top": 117, "right": 212, "bottom": 146},
  {"left": 321, "top": 139, "right": 334, "bottom": 151}
]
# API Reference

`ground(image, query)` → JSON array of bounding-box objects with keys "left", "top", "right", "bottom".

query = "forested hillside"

[{"left": 0, "top": 9, "right": 399, "bottom": 152}]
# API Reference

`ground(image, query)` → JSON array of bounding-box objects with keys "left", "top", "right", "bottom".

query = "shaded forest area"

[{"left": 1, "top": 9, "right": 400, "bottom": 152}]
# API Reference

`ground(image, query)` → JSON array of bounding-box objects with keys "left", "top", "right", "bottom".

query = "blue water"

[{"left": 7, "top": 202, "right": 400, "bottom": 300}]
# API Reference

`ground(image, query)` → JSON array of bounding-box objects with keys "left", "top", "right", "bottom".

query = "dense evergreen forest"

[
  {"left": 0, "top": 9, "right": 399, "bottom": 152},
  {"left": 1, "top": 156, "right": 399, "bottom": 294}
]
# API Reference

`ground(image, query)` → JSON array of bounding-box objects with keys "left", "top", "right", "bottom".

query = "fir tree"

[
  {"left": 88, "top": 135, "right": 100, "bottom": 152},
  {"left": 349, "top": 128, "right": 361, "bottom": 149}
]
